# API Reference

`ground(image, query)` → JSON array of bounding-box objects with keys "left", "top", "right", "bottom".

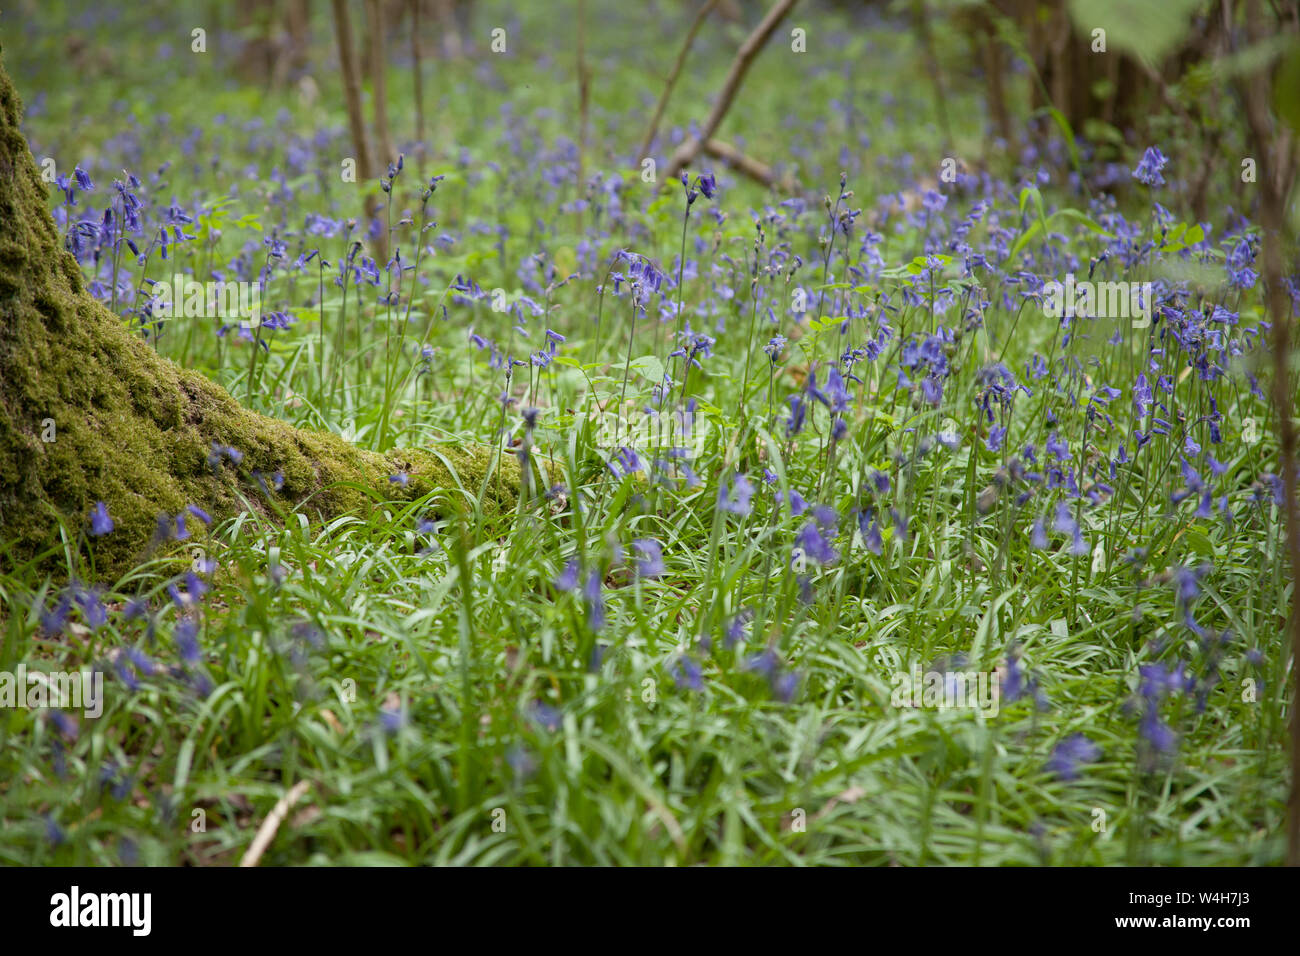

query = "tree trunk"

[
  {"left": 0, "top": 53, "right": 510, "bottom": 578},
  {"left": 411, "top": 0, "right": 426, "bottom": 146},
  {"left": 365, "top": 0, "right": 396, "bottom": 171},
  {"left": 331, "top": 0, "right": 382, "bottom": 238},
  {"left": 285, "top": 0, "right": 313, "bottom": 80}
]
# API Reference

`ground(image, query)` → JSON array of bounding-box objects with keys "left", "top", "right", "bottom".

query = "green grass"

[{"left": 0, "top": 0, "right": 1292, "bottom": 865}]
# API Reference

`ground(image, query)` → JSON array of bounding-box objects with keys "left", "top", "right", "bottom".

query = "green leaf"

[
  {"left": 1009, "top": 206, "right": 1114, "bottom": 263},
  {"left": 628, "top": 355, "right": 664, "bottom": 385},
  {"left": 1044, "top": 107, "right": 1081, "bottom": 174},
  {"left": 1161, "top": 221, "right": 1205, "bottom": 253},
  {"left": 1067, "top": 0, "right": 1205, "bottom": 67}
]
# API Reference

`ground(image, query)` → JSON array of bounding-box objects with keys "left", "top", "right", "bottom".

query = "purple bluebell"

[
  {"left": 89, "top": 501, "right": 114, "bottom": 536},
  {"left": 1132, "top": 146, "right": 1168, "bottom": 187},
  {"left": 633, "top": 539, "right": 665, "bottom": 577},
  {"left": 671, "top": 655, "right": 704, "bottom": 691},
  {"left": 554, "top": 559, "right": 579, "bottom": 592},
  {"left": 528, "top": 700, "right": 562, "bottom": 733},
  {"left": 717, "top": 473, "right": 755, "bottom": 516},
  {"left": 1046, "top": 734, "right": 1101, "bottom": 781},
  {"left": 583, "top": 569, "right": 606, "bottom": 631},
  {"left": 796, "top": 520, "right": 837, "bottom": 565}
]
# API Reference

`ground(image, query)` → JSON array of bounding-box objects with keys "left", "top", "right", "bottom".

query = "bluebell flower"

[
  {"left": 48, "top": 710, "right": 78, "bottom": 739},
  {"left": 1132, "top": 146, "right": 1168, "bottom": 187},
  {"left": 175, "top": 618, "right": 201, "bottom": 664},
  {"left": 743, "top": 648, "right": 781, "bottom": 680},
  {"left": 670, "top": 655, "right": 704, "bottom": 691},
  {"left": 126, "top": 647, "right": 155, "bottom": 676},
  {"left": 777, "top": 489, "right": 809, "bottom": 515},
  {"left": 772, "top": 670, "right": 801, "bottom": 703},
  {"left": 1046, "top": 734, "right": 1101, "bottom": 781},
  {"left": 785, "top": 393, "right": 807, "bottom": 437},
  {"left": 583, "top": 569, "right": 606, "bottom": 631},
  {"left": 607, "top": 446, "right": 644, "bottom": 479},
  {"left": 506, "top": 744, "right": 538, "bottom": 781},
  {"left": 796, "top": 520, "right": 837, "bottom": 564},
  {"left": 89, "top": 501, "right": 114, "bottom": 536},
  {"left": 1002, "top": 651, "right": 1027, "bottom": 702},
  {"left": 554, "top": 559, "right": 579, "bottom": 592},
  {"left": 122, "top": 595, "right": 149, "bottom": 624},
  {"left": 1052, "top": 501, "right": 1087, "bottom": 554},
  {"left": 857, "top": 509, "right": 883, "bottom": 555},
  {"left": 528, "top": 700, "right": 562, "bottom": 733},
  {"left": 379, "top": 705, "right": 406, "bottom": 734},
  {"left": 725, "top": 611, "right": 751, "bottom": 649},
  {"left": 633, "top": 539, "right": 665, "bottom": 577},
  {"left": 889, "top": 508, "right": 910, "bottom": 541},
  {"left": 1173, "top": 564, "right": 1208, "bottom": 606},
  {"left": 810, "top": 366, "right": 850, "bottom": 413},
  {"left": 717, "top": 473, "right": 755, "bottom": 515},
  {"left": 76, "top": 586, "right": 107, "bottom": 630},
  {"left": 1139, "top": 708, "right": 1177, "bottom": 755}
]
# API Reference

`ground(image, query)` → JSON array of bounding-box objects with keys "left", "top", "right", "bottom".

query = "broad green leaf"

[
  {"left": 628, "top": 355, "right": 664, "bottom": 385},
  {"left": 1067, "top": 0, "right": 1205, "bottom": 67}
]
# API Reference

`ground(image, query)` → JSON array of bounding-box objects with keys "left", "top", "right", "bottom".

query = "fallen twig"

[
  {"left": 239, "top": 780, "right": 313, "bottom": 868},
  {"left": 704, "top": 137, "right": 795, "bottom": 191}
]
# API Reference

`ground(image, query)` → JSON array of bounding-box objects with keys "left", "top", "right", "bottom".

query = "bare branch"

[
  {"left": 636, "top": 0, "right": 719, "bottom": 163},
  {"left": 239, "top": 781, "right": 312, "bottom": 867},
  {"left": 704, "top": 137, "right": 794, "bottom": 191},
  {"left": 665, "top": 0, "right": 799, "bottom": 181}
]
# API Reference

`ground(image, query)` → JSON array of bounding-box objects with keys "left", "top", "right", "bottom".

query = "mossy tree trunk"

[{"left": 0, "top": 50, "right": 509, "bottom": 578}]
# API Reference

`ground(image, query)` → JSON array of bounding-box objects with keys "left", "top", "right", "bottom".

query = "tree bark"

[
  {"left": 285, "top": 0, "right": 312, "bottom": 80},
  {"left": 331, "top": 0, "right": 381, "bottom": 235},
  {"left": 576, "top": 0, "right": 590, "bottom": 233},
  {"left": 1234, "top": 0, "right": 1300, "bottom": 870},
  {"left": 433, "top": 0, "right": 463, "bottom": 59},
  {"left": 0, "top": 52, "right": 509, "bottom": 578},
  {"left": 366, "top": 0, "right": 396, "bottom": 171},
  {"left": 411, "top": 0, "right": 426, "bottom": 145}
]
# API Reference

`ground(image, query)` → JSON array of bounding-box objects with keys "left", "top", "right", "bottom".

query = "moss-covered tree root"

[{"left": 0, "top": 50, "right": 513, "bottom": 578}]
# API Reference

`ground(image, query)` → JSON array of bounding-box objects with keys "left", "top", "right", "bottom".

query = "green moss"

[{"left": 0, "top": 49, "right": 514, "bottom": 580}]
